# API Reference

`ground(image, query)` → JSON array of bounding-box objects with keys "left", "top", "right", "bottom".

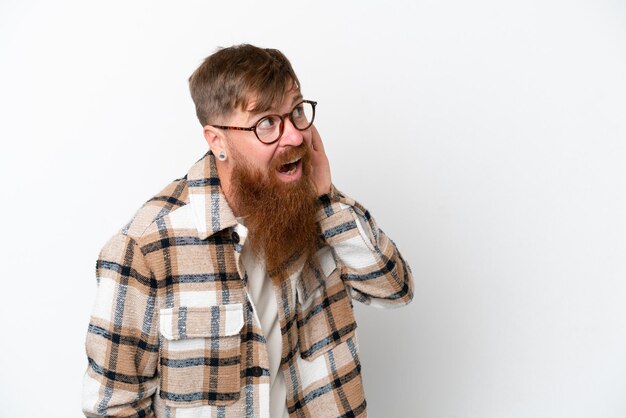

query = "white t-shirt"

[{"left": 240, "top": 244, "right": 290, "bottom": 418}]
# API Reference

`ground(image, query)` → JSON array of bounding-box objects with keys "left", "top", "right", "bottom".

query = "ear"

[{"left": 203, "top": 125, "right": 227, "bottom": 155}]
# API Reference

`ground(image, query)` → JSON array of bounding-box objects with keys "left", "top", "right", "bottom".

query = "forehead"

[
  {"left": 246, "top": 86, "right": 302, "bottom": 112},
  {"left": 240, "top": 89, "right": 303, "bottom": 122}
]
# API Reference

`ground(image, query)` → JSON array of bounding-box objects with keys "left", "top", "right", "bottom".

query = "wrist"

[{"left": 317, "top": 183, "right": 332, "bottom": 197}]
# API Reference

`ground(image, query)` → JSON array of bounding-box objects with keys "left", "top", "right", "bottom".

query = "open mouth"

[{"left": 277, "top": 157, "right": 301, "bottom": 175}]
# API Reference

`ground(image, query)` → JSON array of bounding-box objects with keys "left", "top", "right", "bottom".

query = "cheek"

[
  {"left": 249, "top": 148, "right": 277, "bottom": 170},
  {"left": 233, "top": 142, "right": 275, "bottom": 169}
]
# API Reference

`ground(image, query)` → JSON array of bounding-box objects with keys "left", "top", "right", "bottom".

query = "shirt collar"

[{"left": 186, "top": 150, "right": 238, "bottom": 239}]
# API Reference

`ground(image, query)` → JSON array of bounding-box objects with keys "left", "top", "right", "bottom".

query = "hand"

[{"left": 309, "top": 124, "right": 332, "bottom": 196}]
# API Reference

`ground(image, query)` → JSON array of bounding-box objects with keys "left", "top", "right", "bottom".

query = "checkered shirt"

[{"left": 83, "top": 151, "right": 414, "bottom": 417}]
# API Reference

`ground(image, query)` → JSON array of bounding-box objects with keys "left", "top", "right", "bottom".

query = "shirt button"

[
  {"left": 250, "top": 366, "right": 263, "bottom": 377},
  {"left": 231, "top": 231, "right": 240, "bottom": 244}
]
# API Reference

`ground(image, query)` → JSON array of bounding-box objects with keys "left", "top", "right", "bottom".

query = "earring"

[{"left": 217, "top": 150, "right": 227, "bottom": 161}]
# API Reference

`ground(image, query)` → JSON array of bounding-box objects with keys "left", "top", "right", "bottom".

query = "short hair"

[{"left": 189, "top": 44, "right": 300, "bottom": 126}]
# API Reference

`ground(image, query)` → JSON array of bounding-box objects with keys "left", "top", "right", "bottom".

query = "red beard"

[{"left": 229, "top": 143, "right": 320, "bottom": 284}]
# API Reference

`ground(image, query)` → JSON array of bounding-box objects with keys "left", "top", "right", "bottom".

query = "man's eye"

[
  {"left": 257, "top": 116, "right": 277, "bottom": 130},
  {"left": 292, "top": 105, "right": 304, "bottom": 118}
]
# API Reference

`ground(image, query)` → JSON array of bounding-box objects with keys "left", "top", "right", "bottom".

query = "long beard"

[{"left": 230, "top": 144, "right": 320, "bottom": 284}]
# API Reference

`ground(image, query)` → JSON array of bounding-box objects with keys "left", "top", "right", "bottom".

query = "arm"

[
  {"left": 317, "top": 186, "right": 414, "bottom": 308},
  {"left": 83, "top": 233, "right": 159, "bottom": 417},
  {"left": 308, "top": 125, "right": 414, "bottom": 308}
]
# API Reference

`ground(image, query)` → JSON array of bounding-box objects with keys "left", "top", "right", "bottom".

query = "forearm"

[{"left": 317, "top": 185, "right": 414, "bottom": 308}]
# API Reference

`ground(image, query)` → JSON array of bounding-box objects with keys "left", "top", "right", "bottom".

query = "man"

[{"left": 83, "top": 44, "right": 414, "bottom": 418}]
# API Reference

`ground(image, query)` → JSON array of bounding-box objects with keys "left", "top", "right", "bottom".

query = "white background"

[{"left": 1, "top": 0, "right": 625, "bottom": 417}]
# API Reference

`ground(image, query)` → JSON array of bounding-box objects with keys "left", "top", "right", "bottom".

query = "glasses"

[{"left": 210, "top": 100, "right": 317, "bottom": 144}]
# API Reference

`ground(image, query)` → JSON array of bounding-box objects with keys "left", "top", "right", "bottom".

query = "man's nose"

[{"left": 278, "top": 118, "right": 304, "bottom": 147}]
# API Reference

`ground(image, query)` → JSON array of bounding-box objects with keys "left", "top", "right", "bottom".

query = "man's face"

[{"left": 223, "top": 89, "right": 313, "bottom": 184}]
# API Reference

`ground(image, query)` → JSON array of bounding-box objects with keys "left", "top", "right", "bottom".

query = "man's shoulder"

[{"left": 120, "top": 175, "right": 190, "bottom": 241}]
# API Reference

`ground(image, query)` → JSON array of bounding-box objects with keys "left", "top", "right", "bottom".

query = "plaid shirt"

[{"left": 83, "top": 151, "right": 414, "bottom": 418}]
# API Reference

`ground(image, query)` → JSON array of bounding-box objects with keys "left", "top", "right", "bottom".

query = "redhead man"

[{"left": 83, "top": 44, "right": 413, "bottom": 418}]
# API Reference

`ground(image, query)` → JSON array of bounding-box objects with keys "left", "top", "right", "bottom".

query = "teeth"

[{"left": 287, "top": 157, "right": 300, "bottom": 164}]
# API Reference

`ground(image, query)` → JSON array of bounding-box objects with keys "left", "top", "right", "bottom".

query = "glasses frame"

[{"left": 210, "top": 100, "right": 317, "bottom": 145}]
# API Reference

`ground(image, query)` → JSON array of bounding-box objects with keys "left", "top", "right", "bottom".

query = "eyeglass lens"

[{"left": 256, "top": 101, "right": 315, "bottom": 143}]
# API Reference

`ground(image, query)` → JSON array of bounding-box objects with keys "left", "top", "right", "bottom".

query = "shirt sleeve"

[
  {"left": 317, "top": 185, "right": 414, "bottom": 309},
  {"left": 82, "top": 233, "right": 159, "bottom": 417}
]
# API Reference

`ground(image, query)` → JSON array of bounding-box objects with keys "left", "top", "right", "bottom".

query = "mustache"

[{"left": 270, "top": 143, "right": 310, "bottom": 171}]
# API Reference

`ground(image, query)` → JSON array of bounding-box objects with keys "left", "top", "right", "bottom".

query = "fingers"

[{"left": 310, "top": 124, "right": 325, "bottom": 152}]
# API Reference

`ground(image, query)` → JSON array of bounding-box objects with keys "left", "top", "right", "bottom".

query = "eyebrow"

[
  {"left": 246, "top": 93, "right": 304, "bottom": 124},
  {"left": 291, "top": 93, "right": 303, "bottom": 105}
]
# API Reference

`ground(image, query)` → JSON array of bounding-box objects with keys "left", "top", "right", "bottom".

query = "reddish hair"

[{"left": 189, "top": 44, "right": 300, "bottom": 126}]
